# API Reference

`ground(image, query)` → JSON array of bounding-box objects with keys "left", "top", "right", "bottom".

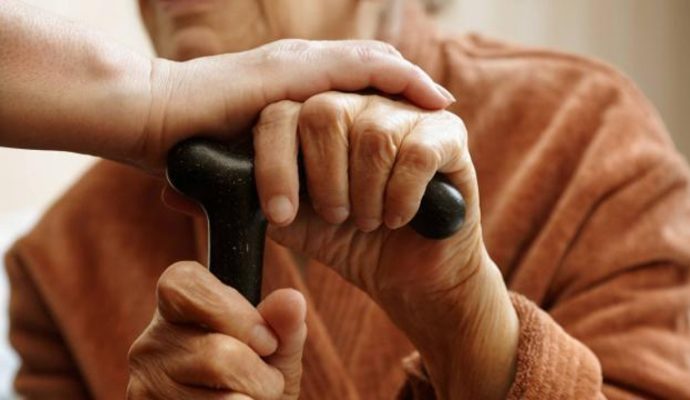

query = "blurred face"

[{"left": 139, "top": 0, "right": 387, "bottom": 60}]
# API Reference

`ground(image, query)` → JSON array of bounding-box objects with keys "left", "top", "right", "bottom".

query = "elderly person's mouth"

[{"left": 156, "top": 0, "right": 217, "bottom": 16}]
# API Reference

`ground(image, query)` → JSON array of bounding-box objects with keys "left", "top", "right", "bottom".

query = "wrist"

[
  {"left": 133, "top": 57, "right": 176, "bottom": 172},
  {"left": 438, "top": 265, "right": 518, "bottom": 400},
  {"left": 391, "top": 254, "right": 519, "bottom": 400},
  {"left": 89, "top": 48, "right": 157, "bottom": 168},
  {"left": 135, "top": 54, "right": 255, "bottom": 173}
]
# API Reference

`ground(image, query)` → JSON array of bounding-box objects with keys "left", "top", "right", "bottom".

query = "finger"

[
  {"left": 156, "top": 262, "right": 278, "bottom": 356},
  {"left": 257, "top": 39, "right": 453, "bottom": 110},
  {"left": 299, "top": 92, "right": 359, "bottom": 224},
  {"left": 164, "top": 327, "right": 283, "bottom": 398},
  {"left": 349, "top": 103, "right": 406, "bottom": 232},
  {"left": 259, "top": 289, "right": 307, "bottom": 400},
  {"left": 128, "top": 374, "right": 238, "bottom": 400},
  {"left": 254, "top": 100, "right": 302, "bottom": 226},
  {"left": 384, "top": 112, "right": 466, "bottom": 229}
]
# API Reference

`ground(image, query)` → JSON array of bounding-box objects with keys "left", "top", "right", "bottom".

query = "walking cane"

[{"left": 167, "top": 138, "right": 465, "bottom": 306}]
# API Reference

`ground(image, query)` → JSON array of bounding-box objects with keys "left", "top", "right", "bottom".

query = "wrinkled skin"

[{"left": 129, "top": 1, "right": 519, "bottom": 399}]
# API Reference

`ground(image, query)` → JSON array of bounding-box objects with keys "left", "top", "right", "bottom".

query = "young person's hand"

[{"left": 0, "top": 1, "right": 452, "bottom": 171}]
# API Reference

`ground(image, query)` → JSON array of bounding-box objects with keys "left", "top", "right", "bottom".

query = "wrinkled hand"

[
  {"left": 139, "top": 39, "right": 454, "bottom": 171},
  {"left": 249, "top": 93, "right": 517, "bottom": 399},
  {"left": 127, "top": 262, "right": 307, "bottom": 400},
  {"left": 249, "top": 92, "right": 477, "bottom": 303},
  {"left": 161, "top": 91, "right": 518, "bottom": 399}
]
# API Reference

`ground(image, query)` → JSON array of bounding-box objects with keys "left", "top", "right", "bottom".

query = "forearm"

[
  {"left": 0, "top": 0, "right": 153, "bottom": 164},
  {"left": 383, "top": 255, "right": 519, "bottom": 400},
  {"left": 428, "top": 266, "right": 518, "bottom": 399}
]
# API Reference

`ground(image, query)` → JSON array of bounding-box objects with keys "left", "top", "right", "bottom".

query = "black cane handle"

[{"left": 166, "top": 138, "right": 465, "bottom": 305}]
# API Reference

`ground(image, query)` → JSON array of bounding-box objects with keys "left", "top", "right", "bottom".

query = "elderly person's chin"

[{"left": 157, "top": 27, "right": 224, "bottom": 60}]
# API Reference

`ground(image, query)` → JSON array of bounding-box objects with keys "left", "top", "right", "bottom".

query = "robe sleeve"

[{"left": 397, "top": 42, "right": 690, "bottom": 399}]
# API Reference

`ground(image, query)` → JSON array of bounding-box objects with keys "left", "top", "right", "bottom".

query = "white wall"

[{"left": 437, "top": 0, "right": 690, "bottom": 156}]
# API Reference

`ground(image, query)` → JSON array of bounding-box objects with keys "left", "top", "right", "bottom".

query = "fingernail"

[
  {"left": 359, "top": 218, "right": 381, "bottom": 232},
  {"left": 386, "top": 214, "right": 404, "bottom": 230},
  {"left": 249, "top": 324, "right": 278, "bottom": 356},
  {"left": 435, "top": 83, "right": 456, "bottom": 103},
  {"left": 326, "top": 206, "right": 349, "bottom": 224},
  {"left": 267, "top": 195, "right": 294, "bottom": 224}
]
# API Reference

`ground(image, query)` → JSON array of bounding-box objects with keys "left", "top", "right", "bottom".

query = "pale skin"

[
  {"left": 0, "top": 1, "right": 452, "bottom": 171},
  {"left": 129, "top": 1, "right": 520, "bottom": 400}
]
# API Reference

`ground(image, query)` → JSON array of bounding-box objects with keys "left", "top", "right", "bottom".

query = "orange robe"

[{"left": 5, "top": 18, "right": 690, "bottom": 400}]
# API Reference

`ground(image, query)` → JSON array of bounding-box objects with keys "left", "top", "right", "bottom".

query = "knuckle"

[
  {"left": 353, "top": 121, "right": 398, "bottom": 167},
  {"left": 197, "top": 338, "right": 236, "bottom": 382},
  {"left": 127, "top": 320, "right": 170, "bottom": 367},
  {"left": 261, "top": 100, "right": 300, "bottom": 120},
  {"left": 451, "top": 115, "right": 468, "bottom": 144},
  {"left": 159, "top": 262, "right": 198, "bottom": 290},
  {"left": 399, "top": 141, "right": 440, "bottom": 173},
  {"left": 275, "top": 38, "right": 312, "bottom": 53},
  {"left": 157, "top": 264, "right": 192, "bottom": 306},
  {"left": 127, "top": 368, "right": 176, "bottom": 400},
  {"left": 299, "top": 93, "right": 345, "bottom": 133},
  {"left": 126, "top": 341, "right": 167, "bottom": 400},
  {"left": 198, "top": 336, "right": 278, "bottom": 395},
  {"left": 452, "top": 112, "right": 468, "bottom": 133},
  {"left": 206, "top": 334, "right": 242, "bottom": 364},
  {"left": 127, "top": 337, "right": 147, "bottom": 365},
  {"left": 259, "top": 39, "right": 313, "bottom": 67},
  {"left": 126, "top": 377, "right": 149, "bottom": 399},
  {"left": 380, "top": 41, "right": 399, "bottom": 55},
  {"left": 436, "top": 111, "right": 468, "bottom": 144},
  {"left": 367, "top": 40, "right": 399, "bottom": 56},
  {"left": 431, "top": 111, "right": 469, "bottom": 164},
  {"left": 256, "top": 100, "right": 300, "bottom": 133},
  {"left": 353, "top": 45, "right": 384, "bottom": 64}
]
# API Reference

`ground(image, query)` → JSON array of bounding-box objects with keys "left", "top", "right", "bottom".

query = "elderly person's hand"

[
  {"left": 249, "top": 93, "right": 518, "bottom": 400},
  {"left": 138, "top": 39, "right": 454, "bottom": 172},
  {"left": 127, "top": 262, "right": 307, "bottom": 400}
]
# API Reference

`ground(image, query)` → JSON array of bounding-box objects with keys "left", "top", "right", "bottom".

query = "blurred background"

[{"left": 1, "top": 0, "right": 689, "bottom": 396}]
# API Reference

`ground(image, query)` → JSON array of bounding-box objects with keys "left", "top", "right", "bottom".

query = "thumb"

[{"left": 258, "top": 289, "right": 307, "bottom": 399}]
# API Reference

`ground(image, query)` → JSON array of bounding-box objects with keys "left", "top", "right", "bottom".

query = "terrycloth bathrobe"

[{"left": 6, "top": 12, "right": 690, "bottom": 400}]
